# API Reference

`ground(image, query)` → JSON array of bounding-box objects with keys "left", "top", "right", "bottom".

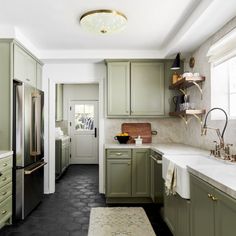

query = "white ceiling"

[{"left": 0, "top": 0, "right": 236, "bottom": 60}]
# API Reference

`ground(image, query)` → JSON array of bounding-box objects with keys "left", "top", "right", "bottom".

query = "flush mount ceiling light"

[{"left": 80, "top": 9, "right": 127, "bottom": 35}]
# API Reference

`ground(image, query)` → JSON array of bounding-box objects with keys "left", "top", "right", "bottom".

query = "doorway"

[{"left": 69, "top": 100, "right": 98, "bottom": 164}]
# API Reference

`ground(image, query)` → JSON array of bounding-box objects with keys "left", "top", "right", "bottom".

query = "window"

[{"left": 211, "top": 56, "right": 236, "bottom": 119}]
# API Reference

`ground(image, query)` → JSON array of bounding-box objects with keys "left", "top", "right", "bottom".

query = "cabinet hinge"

[
  {"left": 70, "top": 154, "right": 71, "bottom": 158},
  {"left": 70, "top": 122, "right": 72, "bottom": 126},
  {"left": 70, "top": 106, "right": 72, "bottom": 111},
  {"left": 70, "top": 138, "right": 71, "bottom": 142}
]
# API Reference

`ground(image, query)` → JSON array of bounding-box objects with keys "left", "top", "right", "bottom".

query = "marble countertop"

[
  {"left": 56, "top": 135, "right": 70, "bottom": 141},
  {"left": 104, "top": 143, "right": 209, "bottom": 156},
  {"left": 187, "top": 162, "right": 236, "bottom": 199},
  {"left": 0, "top": 151, "right": 13, "bottom": 159},
  {"left": 105, "top": 142, "right": 236, "bottom": 199}
]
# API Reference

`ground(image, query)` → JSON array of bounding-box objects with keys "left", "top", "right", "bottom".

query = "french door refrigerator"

[{"left": 13, "top": 80, "right": 46, "bottom": 221}]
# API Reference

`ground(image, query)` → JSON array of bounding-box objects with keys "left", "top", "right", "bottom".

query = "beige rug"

[{"left": 88, "top": 207, "right": 156, "bottom": 236}]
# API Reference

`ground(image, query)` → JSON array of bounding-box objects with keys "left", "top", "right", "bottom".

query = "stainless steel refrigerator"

[{"left": 13, "top": 80, "right": 46, "bottom": 221}]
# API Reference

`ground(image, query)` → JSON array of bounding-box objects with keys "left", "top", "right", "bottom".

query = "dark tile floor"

[{"left": 0, "top": 165, "right": 172, "bottom": 236}]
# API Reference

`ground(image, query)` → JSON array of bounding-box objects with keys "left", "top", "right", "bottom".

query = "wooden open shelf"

[
  {"left": 169, "top": 109, "right": 206, "bottom": 124},
  {"left": 169, "top": 76, "right": 205, "bottom": 90}
]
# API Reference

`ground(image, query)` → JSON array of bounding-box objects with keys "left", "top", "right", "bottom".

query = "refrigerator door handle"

[
  {"left": 24, "top": 162, "right": 47, "bottom": 175},
  {"left": 30, "top": 92, "right": 42, "bottom": 156}
]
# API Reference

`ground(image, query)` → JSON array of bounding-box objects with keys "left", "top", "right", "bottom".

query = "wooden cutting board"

[{"left": 121, "top": 123, "right": 152, "bottom": 143}]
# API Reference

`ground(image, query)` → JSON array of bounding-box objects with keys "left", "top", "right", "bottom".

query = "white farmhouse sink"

[{"left": 162, "top": 155, "right": 225, "bottom": 199}]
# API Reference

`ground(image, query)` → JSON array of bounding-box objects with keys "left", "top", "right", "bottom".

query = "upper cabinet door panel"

[
  {"left": 14, "top": 44, "right": 26, "bottom": 83},
  {"left": 36, "top": 63, "right": 43, "bottom": 90},
  {"left": 13, "top": 44, "right": 37, "bottom": 87},
  {"left": 107, "top": 62, "right": 130, "bottom": 116},
  {"left": 131, "top": 62, "right": 164, "bottom": 116}
]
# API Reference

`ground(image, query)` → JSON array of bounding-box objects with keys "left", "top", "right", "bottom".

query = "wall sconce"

[
  {"left": 171, "top": 53, "right": 181, "bottom": 70},
  {"left": 189, "top": 56, "right": 195, "bottom": 68}
]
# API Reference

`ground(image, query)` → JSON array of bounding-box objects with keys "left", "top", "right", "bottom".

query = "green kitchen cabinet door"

[
  {"left": 164, "top": 193, "right": 178, "bottom": 235},
  {"left": 190, "top": 175, "right": 215, "bottom": 236},
  {"left": 132, "top": 149, "right": 150, "bottom": 197},
  {"left": 56, "top": 84, "right": 63, "bottom": 121},
  {"left": 106, "top": 159, "right": 132, "bottom": 197},
  {"left": 107, "top": 62, "right": 130, "bottom": 116},
  {"left": 14, "top": 44, "right": 37, "bottom": 87},
  {"left": 150, "top": 155, "right": 155, "bottom": 202},
  {"left": 214, "top": 188, "right": 236, "bottom": 236},
  {"left": 36, "top": 63, "right": 43, "bottom": 90},
  {"left": 61, "top": 145, "right": 66, "bottom": 173},
  {"left": 130, "top": 62, "right": 164, "bottom": 116}
]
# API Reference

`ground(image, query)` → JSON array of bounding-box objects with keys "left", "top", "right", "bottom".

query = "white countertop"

[
  {"left": 105, "top": 143, "right": 209, "bottom": 156},
  {"left": 187, "top": 161, "right": 236, "bottom": 199},
  {"left": 56, "top": 135, "right": 70, "bottom": 141},
  {"left": 105, "top": 142, "right": 236, "bottom": 199},
  {"left": 0, "top": 151, "right": 13, "bottom": 159}
]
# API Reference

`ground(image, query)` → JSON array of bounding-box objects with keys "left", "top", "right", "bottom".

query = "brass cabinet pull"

[
  {"left": 2, "top": 163, "right": 7, "bottom": 167},
  {"left": 2, "top": 177, "right": 7, "bottom": 181},
  {"left": 1, "top": 210, "right": 7, "bottom": 215},
  {"left": 115, "top": 153, "right": 122, "bottom": 156},
  {"left": 1, "top": 192, "right": 7, "bottom": 196},
  {"left": 212, "top": 196, "right": 218, "bottom": 201},
  {"left": 208, "top": 193, "right": 213, "bottom": 199}
]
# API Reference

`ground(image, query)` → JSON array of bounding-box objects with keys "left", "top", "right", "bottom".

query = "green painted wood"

[
  {"left": 132, "top": 149, "right": 150, "bottom": 197},
  {"left": 106, "top": 158, "right": 132, "bottom": 197},
  {"left": 150, "top": 155, "right": 155, "bottom": 202},
  {"left": 107, "top": 62, "right": 130, "bottom": 116},
  {"left": 130, "top": 62, "right": 164, "bottom": 116},
  {"left": 176, "top": 196, "right": 190, "bottom": 236},
  {"left": 56, "top": 84, "right": 63, "bottom": 121},
  {"left": 13, "top": 44, "right": 37, "bottom": 87},
  {"left": 36, "top": 63, "right": 42, "bottom": 90},
  {"left": 214, "top": 188, "right": 236, "bottom": 236},
  {"left": 164, "top": 193, "right": 178, "bottom": 234},
  {"left": 190, "top": 174, "right": 215, "bottom": 236},
  {"left": 0, "top": 42, "right": 11, "bottom": 150}
]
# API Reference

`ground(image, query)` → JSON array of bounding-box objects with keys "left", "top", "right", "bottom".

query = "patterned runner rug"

[{"left": 88, "top": 207, "right": 156, "bottom": 236}]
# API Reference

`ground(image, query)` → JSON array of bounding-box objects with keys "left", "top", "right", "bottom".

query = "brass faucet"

[{"left": 201, "top": 107, "right": 235, "bottom": 161}]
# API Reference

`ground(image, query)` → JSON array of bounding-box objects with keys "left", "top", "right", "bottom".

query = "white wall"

[
  {"left": 63, "top": 84, "right": 99, "bottom": 120},
  {"left": 182, "top": 16, "right": 236, "bottom": 153},
  {"left": 42, "top": 63, "right": 105, "bottom": 194}
]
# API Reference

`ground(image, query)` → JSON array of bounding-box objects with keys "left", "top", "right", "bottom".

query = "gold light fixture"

[{"left": 80, "top": 9, "right": 128, "bottom": 35}]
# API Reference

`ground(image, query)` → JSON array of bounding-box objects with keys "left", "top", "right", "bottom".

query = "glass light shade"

[{"left": 80, "top": 10, "right": 127, "bottom": 34}]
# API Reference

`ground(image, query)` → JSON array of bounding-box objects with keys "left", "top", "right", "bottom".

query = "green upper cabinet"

[
  {"left": 14, "top": 44, "right": 37, "bottom": 87},
  {"left": 132, "top": 149, "right": 150, "bottom": 197},
  {"left": 131, "top": 62, "right": 164, "bottom": 116},
  {"left": 107, "top": 62, "right": 130, "bottom": 116},
  {"left": 56, "top": 84, "right": 63, "bottom": 121},
  {"left": 106, "top": 60, "right": 165, "bottom": 117},
  {"left": 36, "top": 63, "right": 43, "bottom": 90}
]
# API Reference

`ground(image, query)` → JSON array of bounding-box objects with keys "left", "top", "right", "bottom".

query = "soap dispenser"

[{"left": 135, "top": 135, "right": 143, "bottom": 146}]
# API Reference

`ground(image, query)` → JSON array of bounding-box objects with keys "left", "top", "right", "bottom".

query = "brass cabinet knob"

[
  {"left": 1, "top": 192, "right": 7, "bottom": 196},
  {"left": 208, "top": 193, "right": 213, "bottom": 199},
  {"left": 3, "top": 163, "right": 7, "bottom": 167},
  {"left": 212, "top": 196, "right": 218, "bottom": 201},
  {"left": 1, "top": 210, "right": 7, "bottom": 215},
  {"left": 2, "top": 177, "right": 7, "bottom": 181},
  {"left": 127, "top": 161, "right": 131, "bottom": 165}
]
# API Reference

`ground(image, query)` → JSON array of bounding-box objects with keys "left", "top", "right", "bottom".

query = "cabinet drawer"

[
  {"left": 107, "top": 149, "right": 131, "bottom": 159},
  {"left": 0, "top": 169, "right": 12, "bottom": 189},
  {"left": 0, "top": 182, "right": 12, "bottom": 204},
  {"left": 0, "top": 196, "right": 12, "bottom": 226},
  {"left": 0, "top": 156, "right": 12, "bottom": 173}
]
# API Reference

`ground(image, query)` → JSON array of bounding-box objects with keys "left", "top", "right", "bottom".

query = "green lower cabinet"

[
  {"left": 132, "top": 149, "right": 150, "bottom": 197},
  {"left": 214, "top": 188, "right": 236, "bottom": 236},
  {"left": 164, "top": 192, "right": 190, "bottom": 236},
  {"left": 106, "top": 158, "right": 132, "bottom": 197},
  {"left": 190, "top": 174, "right": 236, "bottom": 236},
  {"left": 190, "top": 174, "right": 214, "bottom": 236}
]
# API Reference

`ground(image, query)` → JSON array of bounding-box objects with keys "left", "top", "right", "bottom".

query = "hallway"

[{"left": 0, "top": 165, "right": 172, "bottom": 236}]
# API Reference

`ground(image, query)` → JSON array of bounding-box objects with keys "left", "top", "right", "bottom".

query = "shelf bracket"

[
  {"left": 179, "top": 88, "right": 187, "bottom": 95},
  {"left": 179, "top": 115, "right": 193, "bottom": 125},
  {"left": 192, "top": 114, "right": 203, "bottom": 124},
  {"left": 192, "top": 81, "right": 203, "bottom": 98}
]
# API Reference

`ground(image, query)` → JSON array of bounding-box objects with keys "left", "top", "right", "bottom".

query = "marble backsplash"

[{"left": 105, "top": 118, "right": 185, "bottom": 144}]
